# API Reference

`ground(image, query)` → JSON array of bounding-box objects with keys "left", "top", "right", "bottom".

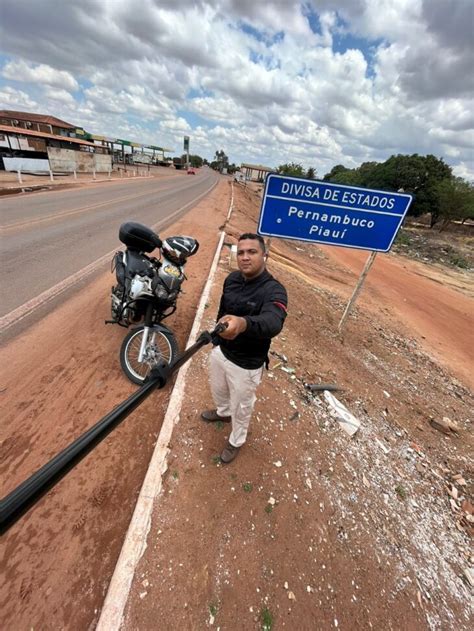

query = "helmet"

[{"left": 161, "top": 236, "right": 199, "bottom": 266}]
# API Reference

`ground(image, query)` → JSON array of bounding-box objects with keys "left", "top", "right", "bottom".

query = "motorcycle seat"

[{"left": 125, "top": 250, "right": 155, "bottom": 278}]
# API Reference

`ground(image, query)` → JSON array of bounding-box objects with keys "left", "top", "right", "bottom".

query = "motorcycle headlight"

[{"left": 154, "top": 284, "right": 169, "bottom": 301}]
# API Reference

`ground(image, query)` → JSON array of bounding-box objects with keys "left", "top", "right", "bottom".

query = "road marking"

[
  {"left": 0, "top": 171, "right": 180, "bottom": 202},
  {"left": 0, "top": 178, "right": 217, "bottom": 335},
  {"left": 1, "top": 188, "right": 169, "bottom": 231},
  {"left": 1, "top": 176, "right": 210, "bottom": 232},
  {"left": 0, "top": 250, "right": 116, "bottom": 334}
]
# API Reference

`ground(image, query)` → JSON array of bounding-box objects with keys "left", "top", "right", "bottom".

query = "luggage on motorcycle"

[
  {"left": 113, "top": 250, "right": 154, "bottom": 284},
  {"left": 125, "top": 250, "right": 155, "bottom": 277},
  {"left": 119, "top": 222, "right": 162, "bottom": 253},
  {"left": 113, "top": 251, "right": 126, "bottom": 285}
]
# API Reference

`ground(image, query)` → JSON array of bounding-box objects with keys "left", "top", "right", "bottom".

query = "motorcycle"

[{"left": 107, "top": 221, "right": 199, "bottom": 384}]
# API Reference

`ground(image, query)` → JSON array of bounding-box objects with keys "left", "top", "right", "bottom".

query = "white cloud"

[
  {"left": 0, "top": 0, "right": 472, "bottom": 178},
  {"left": 43, "top": 87, "right": 77, "bottom": 106},
  {"left": 189, "top": 96, "right": 248, "bottom": 124},
  {"left": 0, "top": 85, "right": 38, "bottom": 109},
  {"left": 159, "top": 117, "right": 191, "bottom": 134},
  {"left": 452, "top": 161, "right": 474, "bottom": 181},
  {"left": 321, "top": 0, "right": 425, "bottom": 44},
  {"left": 83, "top": 85, "right": 174, "bottom": 119},
  {"left": 2, "top": 60, "right": 79, "bottom": 92}
]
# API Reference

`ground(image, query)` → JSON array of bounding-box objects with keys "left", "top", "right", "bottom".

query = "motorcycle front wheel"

[{"left": 120, "top": 325, "right": 179, "bottom": 384}]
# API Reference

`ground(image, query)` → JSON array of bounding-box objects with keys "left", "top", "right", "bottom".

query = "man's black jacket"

[{"left": 216, "top": 269, "right": 288, "bottom": 369}]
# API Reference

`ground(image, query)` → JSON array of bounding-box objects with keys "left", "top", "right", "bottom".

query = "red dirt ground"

[
  {"left": 1, "top": 180, "right": 472, "bottom": 631},
  {"left": 0, "top": 180, "right": 231, "bottom": 629}
]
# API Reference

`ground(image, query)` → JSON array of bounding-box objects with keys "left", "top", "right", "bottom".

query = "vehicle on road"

[
  {"left": 108, "top": 222, "right": 199, "bottom": 383},
  {"left": 187, "top": 167, "right": 196, "bottom": 174}
]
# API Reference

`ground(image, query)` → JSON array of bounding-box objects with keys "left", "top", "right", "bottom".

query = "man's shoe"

[
  {"left": 201, "top": 409, "right": 231, "bottom": 423},
  {"left": 220, "top": 442, "right": 240, "bottom": 464}
]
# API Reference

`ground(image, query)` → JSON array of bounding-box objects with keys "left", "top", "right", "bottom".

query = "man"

[{"left": 201, "top": 233, "right": 288, "bottom": 463}]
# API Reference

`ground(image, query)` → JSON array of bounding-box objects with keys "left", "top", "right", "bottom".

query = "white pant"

[{"left": 209, "top": 346, "right": 263, "bottom": 448}]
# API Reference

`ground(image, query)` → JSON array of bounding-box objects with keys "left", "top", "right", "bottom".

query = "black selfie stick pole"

[{"left": 0, "top": 324, "right": 226, "bottom": 536}]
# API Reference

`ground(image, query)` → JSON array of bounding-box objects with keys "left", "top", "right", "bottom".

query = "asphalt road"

[{"left": 0, "top": 170, "right": 219, "bottom": 319}]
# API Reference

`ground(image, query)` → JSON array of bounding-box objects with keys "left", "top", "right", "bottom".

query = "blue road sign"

[{"left": 258, "top": 174, "right": 413, "bottom": 252}]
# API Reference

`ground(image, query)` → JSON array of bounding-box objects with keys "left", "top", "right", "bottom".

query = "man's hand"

[{"left": 217, "top": 315, "right": 247, "bottom": 340}]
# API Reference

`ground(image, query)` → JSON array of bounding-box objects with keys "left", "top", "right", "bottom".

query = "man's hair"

[{"left": 238, "top": 233, "right": 266, "bottom": 252}]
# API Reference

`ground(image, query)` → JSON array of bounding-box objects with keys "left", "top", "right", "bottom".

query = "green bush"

[{"left": 395, "top": 231, "right": 411, "bottom": 246}]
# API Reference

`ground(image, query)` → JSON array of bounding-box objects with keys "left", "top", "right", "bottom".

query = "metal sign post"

[{"left": 338, "top": 251, "right": 377, "bottom": 331}]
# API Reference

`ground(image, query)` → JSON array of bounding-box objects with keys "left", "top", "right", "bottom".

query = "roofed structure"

[
  {"left": 0, "top": 124, "right": 95, "bottom": 147},
  {"left": 0, "top": 110, "right": 76, "bottom": 129},
  {"left": 241, "top": 162, "right": 274, "bottom": 182}
]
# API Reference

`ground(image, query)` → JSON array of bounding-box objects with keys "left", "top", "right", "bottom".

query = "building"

[
  {"left": 240, "top": 162, "right": 274, "bottom": 182},
  {"left": 0, "top": 109, "right": 173, "bottom": 174},
  {"left": 0, "top": 109, "right": 83, "bottom": 137},
  {"left": 0, "top": 123, "right": 110, "bottom": 174}
]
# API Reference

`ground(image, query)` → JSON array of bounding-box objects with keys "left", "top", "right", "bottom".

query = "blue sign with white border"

[{"left": 258, "top": 174, "right": 413, "bottom": 252}]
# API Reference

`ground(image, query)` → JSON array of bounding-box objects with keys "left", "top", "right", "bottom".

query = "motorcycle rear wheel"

[{"left": 120, "top": 325, "right": 179, "bottom": 384}]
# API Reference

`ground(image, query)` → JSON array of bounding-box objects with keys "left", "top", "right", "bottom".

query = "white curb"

[{"left": 96, "top": 184, "right": 233, "bottom": 631}]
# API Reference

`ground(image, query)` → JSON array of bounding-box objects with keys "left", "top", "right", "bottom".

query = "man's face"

[{"left": 237, "top": 238, "right": 266, "bottom": 279}]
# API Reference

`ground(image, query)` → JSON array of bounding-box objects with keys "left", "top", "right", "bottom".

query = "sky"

[{"left": 0, "top": 0, "right": 473, "bottom": 180}]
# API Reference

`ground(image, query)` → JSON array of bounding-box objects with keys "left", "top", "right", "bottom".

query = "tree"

[
  {"left": 181, "top": 153, "right": 204, "bottom": 168},
  {"left": 276, "top": 162, "right": 305, "bottom": 177},
  {"left": 214, "top": 149, "right": 229, "bottom": 172},
  {"left": 323, "top": 164, "right": 349, "bottom": 181},
  {"left": 324, "top": 154, "right": 454, "bottom": 225},
  {"left": 323, "top": 164, "right": 361, "bottom": 185},
  {"left": 355, "top": 162, "right": 380, "bottom": 188},
  {"left": 417, "top": 155, "right": 454, "bottom": 226},
  {"left": 306, "top": 167, "right": 317, "bottom": 180},
  {"left": 369, "top": 154, "right": 452, "bottom": 222},
  {"left": 434, "top": 177, "right": 474, "bottom": 230},
  {"left": 368, "top": 154, "right": 427, "bottom": 192}
]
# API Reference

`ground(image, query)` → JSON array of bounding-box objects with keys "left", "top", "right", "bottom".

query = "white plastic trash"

[{"left": 323, "top": 390, "right": 361, "bottom": 436}]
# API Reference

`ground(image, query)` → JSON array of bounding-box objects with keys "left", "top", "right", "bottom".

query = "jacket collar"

[{"left": 240, "top": 268, "right": 271, "bottom": 284}]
